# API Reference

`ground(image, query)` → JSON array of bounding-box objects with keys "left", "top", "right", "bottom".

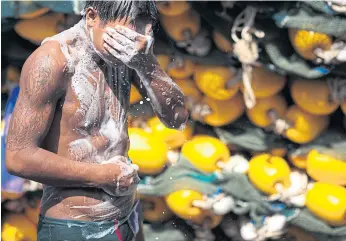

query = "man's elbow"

[
  {"left": 162, "top": 107, "right": 189, "bottom": 130},
  {"left": 5, "top": 152, "right": 26, "bottom": 176}
]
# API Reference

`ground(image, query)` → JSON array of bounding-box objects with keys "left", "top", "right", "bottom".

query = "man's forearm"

[
  {"left": 6, "top": 147, "right": 103, "bottom": 187},
  {"left": 135, "top": 57, "right": 189, "bottom": 129}
]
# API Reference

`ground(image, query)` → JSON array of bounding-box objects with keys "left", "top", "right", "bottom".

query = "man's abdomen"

[{"left": 41, "top": 186, "right": 136, "bottom": 222}]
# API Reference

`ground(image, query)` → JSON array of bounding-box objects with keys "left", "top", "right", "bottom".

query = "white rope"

[
  {"left": 167, "top": 150, "right": 180, "bottom": 165},
  {"left": 267, "top": 109, "right": 292, "bottom": 135},
  {"left": 231, "top": 6, "right": 260, "bottom": 109},
  {"left": 240, "top": 215, "right": 287, "bottom": 241},
  {"left": 242, "top": 65, "right": 257, "bottom": 109},
  {"left": 268, "top": 170, "right": 308, "bottom": 207},
  {"left": 216, "top": 155, "right": 249, "bottom": 174},
  {"left": 314, "top": 41, "right": 346, "bottom": 64},
  {"left": 326, "top": 0, "right": 346, "bottom": 13},
  {"left": 192, "top": 193, "right": 235, "bottom": 216},
  {"left": 231, "top": 6, "right": 257, "bottom": 43},
  {"left": 191, "top": 104, "right": 212, "bottom": 122},
  {"left": 23, "top": 180, "right": 43, "bottom": 192}
]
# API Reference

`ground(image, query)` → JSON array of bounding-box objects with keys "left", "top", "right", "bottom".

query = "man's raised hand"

[{"left": 103, "top": 25, "right": 154, "bottom": 70}]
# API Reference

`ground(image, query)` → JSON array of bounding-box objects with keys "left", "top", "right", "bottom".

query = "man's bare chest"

[{"left": 62, "top": 65, "right": 132, "bottom": 131}]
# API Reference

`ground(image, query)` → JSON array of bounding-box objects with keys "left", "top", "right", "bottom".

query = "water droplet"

[
  {"left": 166, "top": 98, "right": 171, "bottom": 105},
  {"left": 146, "top": 97, "right": 150, "bottom": 101},
  {"left": 139, "top": 101, "right": 144, "bottom": 104}
]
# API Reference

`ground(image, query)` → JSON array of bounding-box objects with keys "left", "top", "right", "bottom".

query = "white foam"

[{"left": 41, "top": 19, "right": 136, "bottom": 222}]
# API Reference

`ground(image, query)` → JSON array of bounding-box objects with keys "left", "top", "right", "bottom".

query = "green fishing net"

[
  {"left": 143, "top": 221, "right": 193, "bottom": 241},
  {"left": 273, "top": 3, "right": 346, "bottom": 37},
  {"left": 214, "top": 117, "right": 290, "bottom": 153},
  {"left": 289, "top": 129, "right": 346, "bottom": 160},
  {"left": 138, "top": 154, "right": 346, "bottom": 237}
]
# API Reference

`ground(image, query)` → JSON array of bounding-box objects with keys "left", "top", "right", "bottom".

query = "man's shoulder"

[
  {"left": 24, "top": 40, "right": 67, "bottom": 71},
  {"left": 20, "top": 41, "right": 69, "bottom": 91}
]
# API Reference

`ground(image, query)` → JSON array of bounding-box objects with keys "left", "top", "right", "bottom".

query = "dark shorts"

[{"left": 38, "top": 201, "right": 142, "bottom": 241}]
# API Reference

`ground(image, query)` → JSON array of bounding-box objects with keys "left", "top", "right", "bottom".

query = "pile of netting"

[{"left": 1, "top": 1, "right": 346, "bottom": 241}]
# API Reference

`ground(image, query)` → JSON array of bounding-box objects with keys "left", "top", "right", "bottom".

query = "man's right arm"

[{"left": 5, "top": 44, "right": 114, "bottom": 188}]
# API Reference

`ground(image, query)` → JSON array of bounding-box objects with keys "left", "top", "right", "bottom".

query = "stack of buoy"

[{"left": 2, "top": 1, "right": 346, "bottom": 241}]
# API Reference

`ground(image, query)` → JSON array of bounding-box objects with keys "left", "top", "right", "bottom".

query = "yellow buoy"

[
  {"left": 160, "top": 9, "right": 200, "bottom": 42},
  {"left": 284, "top": 105, "right": 329, "bottom": 144},
  {"left": 139, "top": 195, "right": 173, "bottom": 222},
  {"left": 157, "top": 55, "right": 170, "bottom": 72},
  {"left": 248, "top": 154, "right": 291, "bottom": 195},
  {"left": 175, "top": 79, "right": 203, "bottom": 108},
  {"left": 212, "top": 31, "right": 233, "bottom": 53},
  {"left": 128, "top": 128, "right": 168, "bottom": 175},
  {"left": 18, "top": 1, "right": 50, "bottom": 20},
  {"left": 156, "top": 1, "right": 190, "bottom": 16},
  {"left": 288, "top": 153, "right": 308, "bottom": 169},
  {"left": 306, "top": 149, "right": 346, "bottom": 186},
  {"left": 291, "top": 79, "right": 339, "bottom": 116},
  {"left": 130, "top": 85, "right": 142, "bottom": 104},
  {"left": 2, "top": 214, "right": 37, "bottom": 241},
  {"left": 240, "top": 67, "right": 286, "bottom": 99},
  {"left": 246, "top": 94, "right": 288, "bottom": 128},
  {"left": 341, "top": 101, "right": 346, "bottom": 115},
  {"left": 15, "top": 13, "right": 64, "bottom": 45},
  {"left": 146, "top": 116, "right": 193, "bottom": 149},
  {"left": 168, "top": 58, "right": 195, "bottom": 79},
  {"left": 289, "top": 29, "right": 333, "bottom": 61},
  {"left": 306, "top": 183, "right": 346, "bottom": 226},
  {"left": 165, "top": 190, "right": 223, "bottom": 228},
  {"left": 181, "top": 135, "right": 230, "bottom": 173},
  {"left": 25, "top": 199, "right": 40, "bottom": 226},
  {"left": 193, "top": 94, "right": 244, "bottom": 127},
  {"left": 194, "top": 66, "right": 239, "bottom": 101}
]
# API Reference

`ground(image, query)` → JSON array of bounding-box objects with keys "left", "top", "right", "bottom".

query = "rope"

[
  {"left": 242, "top": 65, "right": 257, "bottom": 109},
  {"left": 326, "top": 0, "right": 346, "bottom": 13},
  {"left": 314, "top": 41, "right": 346, "bottom": 64},
  {"left": 268, "top": 170, "right": 308, "bottom": 207},
  {"left": 167, "top": 150, "right": 180, "bottom": 165},
  {"left": 192, "top": 191, "right": 235, "bottom": 216},
  {"left": 191, "top": 104, "right": 212, "bottom": 122},
  {"left": 231, "top": 6, "right": 260, "bottom": 109},
  {"left": 216, "top": 155, "right": 249, "bottom": 174},
  {"left": 22, "top": 180, "right": 42, "bottom": 192},
  {"left": 267, "top": 109, "right": 292, "bottom": 135},
  {"left": 240, "top": 215, "right": 287, "bottom": 241}
]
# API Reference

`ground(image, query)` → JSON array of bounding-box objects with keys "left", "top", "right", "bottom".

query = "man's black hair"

[{"left": 83, "top": 0, "right": 158, "bottom": 25}]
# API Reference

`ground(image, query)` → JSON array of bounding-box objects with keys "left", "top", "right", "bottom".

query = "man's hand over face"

[{"left": 103, "top": 25, "right": 154, "bottom": 70}]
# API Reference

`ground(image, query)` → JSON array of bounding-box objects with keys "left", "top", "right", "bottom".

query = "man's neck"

[{"left": 78, "top": 18, "right": 102, "bottom": 64}]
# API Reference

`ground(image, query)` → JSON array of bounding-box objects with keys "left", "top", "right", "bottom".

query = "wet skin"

[{"left": 5, "top": 10, "right": 188, "bottom": 240}]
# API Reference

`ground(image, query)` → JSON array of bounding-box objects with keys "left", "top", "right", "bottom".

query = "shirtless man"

[{"left": 5, "top": 1, "right": 188, "bottom": 241}]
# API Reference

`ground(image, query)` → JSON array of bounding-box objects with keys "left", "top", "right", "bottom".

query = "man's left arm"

[
  {"left": 103, "top": 26, "right": 188, "bottom": 129},
  {"left": 131, "top": 57, "right": 188, "bottom": 129}
]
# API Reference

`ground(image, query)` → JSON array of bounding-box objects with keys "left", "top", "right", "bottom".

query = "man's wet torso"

[{"left": 39, "top": 19, "right": 137, "bottom": 222}]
